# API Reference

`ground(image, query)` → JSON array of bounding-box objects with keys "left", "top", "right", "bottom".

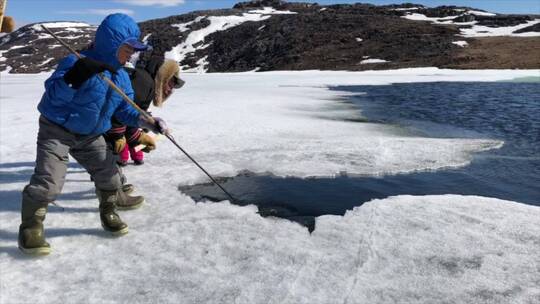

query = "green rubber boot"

[
  {"left": 122, "top": 183, "right": 135, "bottom": 195},
  {"left": 96, "top": 187, "right": 143, "bottom": 210},
  {"left": 116, "top": 187, "right": 144, "bottom": 210},
  {"left": 97, "top": 189, "right": 129, "bottom": 236},
  {"left": 18, "top": 202, "right": 51, "bottom": 255}
]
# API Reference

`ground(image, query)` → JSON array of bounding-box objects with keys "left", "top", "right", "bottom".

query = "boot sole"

[
  {"left": 116, "top": 199, "right": 144, "bottom": 211},
  {"left": 18, "top": 245, "right": 51, "bottom": 255},
  {"left": 102, "top": 224, "right": 129, "bottom": 236}
]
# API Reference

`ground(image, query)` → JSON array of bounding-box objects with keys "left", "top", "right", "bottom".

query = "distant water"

[{"left": 181, "top": 81, "right": 540, "bottom": 231}]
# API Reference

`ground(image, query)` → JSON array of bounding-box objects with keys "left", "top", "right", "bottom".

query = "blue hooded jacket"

[{"left": 38, "top": 14, "right": 142, "bottom": 135}]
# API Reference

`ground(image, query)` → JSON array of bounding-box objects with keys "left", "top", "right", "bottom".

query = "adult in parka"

[
  {"left": 104, "top": 57, "right": 184, "bottom": 209},
  {"left": 19, "top": 13, "right": 167, "bottom": 255}
]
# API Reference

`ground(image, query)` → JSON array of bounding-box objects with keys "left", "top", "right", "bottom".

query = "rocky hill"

[{"left": 1, "top": 0, "right": 539, "bottom": 73}]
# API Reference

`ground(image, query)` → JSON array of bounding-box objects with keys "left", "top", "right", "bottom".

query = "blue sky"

[{"left": 7, "top": 0, "right": 540, "bottom": 27}]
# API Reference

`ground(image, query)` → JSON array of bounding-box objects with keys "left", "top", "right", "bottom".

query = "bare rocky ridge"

[
  {"left": 198, "top": 4, "right": 459, "bottom": 71},
  {"left": 1, "top": 1, "right": 539, "bottom": 74}
]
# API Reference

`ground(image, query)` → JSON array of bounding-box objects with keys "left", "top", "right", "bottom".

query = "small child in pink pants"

[
  {"left": 105, "top": 58, "right": 183, "bottom": 168},
  {"left": 119, "top": 140, "right": 144, "bottom": 165},
  {"left": 117, "top": 126, "right": 146, "bottom": 166}
]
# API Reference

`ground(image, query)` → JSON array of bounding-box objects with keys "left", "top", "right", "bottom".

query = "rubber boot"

[
  {"left": 18, "top": 201, "right": 51, "bottom": 255},
  {"left": 96, "top": 187, "right": 144, "bottom": 210},
  {"left": 97, "top": 189, "right": 129, "bottom": 236},
  {"left": 116, "top": 188, "right": 144, "bottom": 210},
  {"left": 122, "top": 183, "right": 135, "bottom": 195}
]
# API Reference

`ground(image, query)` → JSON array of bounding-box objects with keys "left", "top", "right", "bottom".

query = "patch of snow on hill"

[
  {"left": 467, "top": 10, "right": 496, "bottom": 16},
  {"left": 8, "top": 45, "right": 24, "bottom": 50},
  {"left": 37, "top": 58, "right": 55, "bottom": 66},
  {"left": 460, "top": 19, "right": 540, "bottom": 37},
  {"left": 403, "top": 11, "right": 540, "bottom": 37},
  {"left": 31, "top": 22, "right": 93, "bottom": 31},
  {"left": 393, "top": 7, "right": 421, "bottom": 11},
  {"left": 248, "top": 7, "right": 298, "bottom": 15},
  {"left": 360, "top": 58, "right": 388, "bottom": 64},
  {"left": 171, "top": 16, "right": 206, "bottom": 32},
  {"left": 452, "top": 40, "right": 468, "bottom": 47},
  {"left": 184, "top": 55, "right": 209, "bottom": 73},
  {"left": 403, "top": 13, "right": 460, "bottom": 23},
  {"left": 167, "top": 9, "right": 295, "bottom": 72}
]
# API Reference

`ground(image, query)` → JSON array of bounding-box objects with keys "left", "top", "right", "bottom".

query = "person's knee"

[
  {"left": 23, "top": 183, "right": 60, "bottom": 204},
  {"left": 92, "top": 172, "right": 122, "bottom": 191}
]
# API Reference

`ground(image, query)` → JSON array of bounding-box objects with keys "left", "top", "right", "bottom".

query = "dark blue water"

[{"left": 181, "top": 81, "right": 540, "bottom": 231}]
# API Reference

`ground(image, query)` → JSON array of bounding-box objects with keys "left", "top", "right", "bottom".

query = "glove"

[
  {"left": 139, "top": 116, "right": 168, "bottom": 135},
  {"left": 64, "top": 57, "right": 116, "bottom": 89},
  {"left": 113, "top": 136, "right": 127, "bottom": 154},
  {"left": 137, "top": 132, "right": 156, "bottom": 153}
]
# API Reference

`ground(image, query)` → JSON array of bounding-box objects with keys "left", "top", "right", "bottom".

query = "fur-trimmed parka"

[{"left": 105, "top": 57, "right": 181, "bottom": 147}]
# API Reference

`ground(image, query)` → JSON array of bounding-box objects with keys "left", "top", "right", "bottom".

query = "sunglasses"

[{"left": 172, "top": 76, "right": 185, "bottom": 89}]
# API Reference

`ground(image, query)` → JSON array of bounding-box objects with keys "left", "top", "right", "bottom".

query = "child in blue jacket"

[{"left": 19, "top": 13, "right": 167, "bottom": 255}]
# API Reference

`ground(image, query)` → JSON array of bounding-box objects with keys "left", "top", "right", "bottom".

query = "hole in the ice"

[{"left": 179, "top": 161, "right": 538, "bottom": 232}]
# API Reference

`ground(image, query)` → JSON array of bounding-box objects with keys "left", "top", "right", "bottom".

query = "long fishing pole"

[
  {"left": 41, "top": 25, "right": 238, "bottom": 203},
  {"left": 165, "top": 133, "right": 236, "bottom": 202}
]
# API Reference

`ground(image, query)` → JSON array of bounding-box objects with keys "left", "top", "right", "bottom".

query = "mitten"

[
  {"left": 113, "top": 136, "right": 127, "bottom": 154},
  {"left": 64, "top": 57, "right": 116, "bottom": 89},
  {"left": 137, "top": 132, "right": 156, "bottom": 153}
]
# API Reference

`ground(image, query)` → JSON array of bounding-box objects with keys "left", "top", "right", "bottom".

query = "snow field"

[{"left": 1, "top": 69, "right": 539, "bottom": 303}]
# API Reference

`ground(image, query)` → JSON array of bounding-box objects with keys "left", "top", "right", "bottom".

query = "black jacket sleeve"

[
  {"left": 126, "top": 67, "right": 155, "bottom": 111},
  {"left": 105, "top": 67, "right": 154, "bottom": 145}
]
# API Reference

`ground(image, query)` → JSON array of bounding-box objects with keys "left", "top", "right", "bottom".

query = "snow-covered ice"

[{"left": 1, "top": 68, "right": 540, "bottom": 303}]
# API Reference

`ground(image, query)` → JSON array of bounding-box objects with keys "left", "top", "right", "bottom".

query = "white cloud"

[
  {"left": 114, "top": 0, "right": 185, "bottom": 7},
  {"left": 59, "top": 8, "right": 135, "bottom": 16},
  {"left": 88, "top": 9, "right": 136, "bottom": 16}
]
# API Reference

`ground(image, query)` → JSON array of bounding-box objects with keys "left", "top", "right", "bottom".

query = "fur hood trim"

[{"left": 153, "top": 59, "right": 180, "bottom": 107}]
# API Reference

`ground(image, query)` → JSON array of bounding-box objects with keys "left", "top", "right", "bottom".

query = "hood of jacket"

[{"left": 85, "top": 13, "right": 141, "bottom": 70}]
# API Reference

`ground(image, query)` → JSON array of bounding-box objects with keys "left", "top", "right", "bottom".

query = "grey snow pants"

[{"left": 21, "top": 116, "right": 122, "bottom": 220}]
